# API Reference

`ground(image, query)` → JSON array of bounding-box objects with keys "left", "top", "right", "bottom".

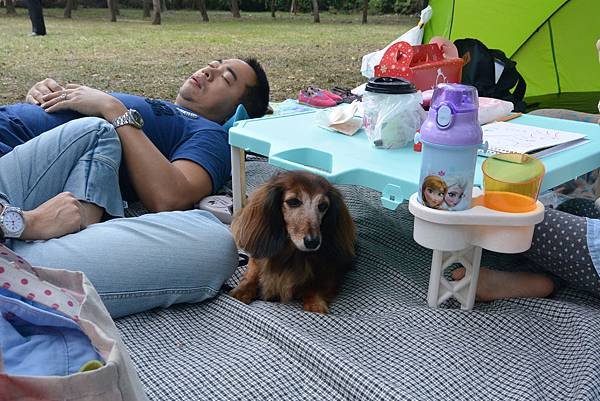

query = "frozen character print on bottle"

[{"left": 421, "top": 175, "right": 448, "bottom": 209}]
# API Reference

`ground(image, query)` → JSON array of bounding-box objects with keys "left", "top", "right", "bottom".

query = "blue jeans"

[{"left": 0, "top": 117, "right": 238, "bottom": 318}]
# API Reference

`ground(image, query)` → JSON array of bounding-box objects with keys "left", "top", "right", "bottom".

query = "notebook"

[{"left": 479, "top": 121, "right": 589, "bottom": 158}]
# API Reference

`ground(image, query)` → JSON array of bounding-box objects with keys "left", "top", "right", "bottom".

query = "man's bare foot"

[{"left": 451, "top": 267, "right": 554, "bottom": 302}]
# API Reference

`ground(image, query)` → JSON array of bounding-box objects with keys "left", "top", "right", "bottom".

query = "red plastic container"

[{"left": 374, "top": 41, "right": 463, "bottom": 91}]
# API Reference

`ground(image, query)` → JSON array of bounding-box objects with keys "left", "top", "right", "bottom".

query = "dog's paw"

[
  {"left": 303, "top": 299, "right": 329, "bottom": 314},
  {"left": 229, "top": 286, "right": 255, "bottom": 304}
]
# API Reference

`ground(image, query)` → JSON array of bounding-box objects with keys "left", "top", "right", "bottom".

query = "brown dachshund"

[{"left": 230, "top": 171, "right": 356, "bottom": 313}]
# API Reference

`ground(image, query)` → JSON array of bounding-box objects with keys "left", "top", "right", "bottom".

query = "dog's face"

[{"left": 281, "top": 188, "right": 329, "bottom": 252}]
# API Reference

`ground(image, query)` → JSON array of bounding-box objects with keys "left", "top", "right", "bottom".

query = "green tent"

[{"left": 423, "top": 0, "right": 600, "bottom": 113}]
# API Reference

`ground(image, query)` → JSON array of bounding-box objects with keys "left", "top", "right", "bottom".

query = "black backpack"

[{"left": 454, "top": 38, "right": 527, "bottom": 112}]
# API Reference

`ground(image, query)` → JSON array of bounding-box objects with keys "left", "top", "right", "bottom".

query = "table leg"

[
  {"left": 231, "top": 146, "right": 246, "bottom": 214},
  {"left": 427, "top": 249, "right": 444, "bottom": 308},
  {"left": 462, "top": 246, "right": 482, "bottom": 310},
  {"left": 426, "top": 246, "right": 483, "bottom": 310}
]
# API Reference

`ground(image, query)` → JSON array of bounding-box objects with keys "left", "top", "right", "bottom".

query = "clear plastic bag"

[{"left": 362, "top": 91, "right": 425, "bottom": 149}]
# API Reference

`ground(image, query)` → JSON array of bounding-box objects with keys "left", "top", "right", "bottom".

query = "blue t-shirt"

[{"left": 0, "top": 93, "right": 230, "bottom": 201}]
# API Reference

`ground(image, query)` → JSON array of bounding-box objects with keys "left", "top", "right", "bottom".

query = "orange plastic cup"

[{"left": 482, "top": 153, "right": 545, "bottom": 213}]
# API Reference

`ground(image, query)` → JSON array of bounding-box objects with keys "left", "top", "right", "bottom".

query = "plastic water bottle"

[{"left": 415, "top": 84, "right": 485, "bottom": 211}]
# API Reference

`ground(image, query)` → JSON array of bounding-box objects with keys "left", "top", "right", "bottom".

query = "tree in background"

[
  {"left": 230, "top": 0, "right": 240, "bottom": 17},
  {"left": 311, "top": 0, "right": 318, "bottom": 22},
  {"left": 108, "top": 0, "right": 118, "bottom": 21},
  {"left": 64, "top": 0, "right": 74, "bottom": 17},
  {"left": 9, "top": 0, "right": 424, "bottom": 24},
  {"left": 361, "top": 0, "right": 366, "bottom": 23},
  {"left": 197, "top": 0, "right": 209, "bottom": 21},
  {"left": 143, "top": 0, "right": 151, "bottom": 17},
  {"left": 152, "top": 0, "right": 160, "bottom": 23},
  {"left": 5, "top": 0, "right": 17, "bottom": 15}
]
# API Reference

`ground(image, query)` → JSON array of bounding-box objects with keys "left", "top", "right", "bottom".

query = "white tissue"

[{"left": 316, "top": 101, "right": 363, "bottom": 136}]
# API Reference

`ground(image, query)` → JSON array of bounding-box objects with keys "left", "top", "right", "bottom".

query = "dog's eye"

[
  {"left": 318, "top": 202, "right": 329, "bottom": 212},
  {"left": 285, "top": 198, "right": 302, "bottom": 208}
]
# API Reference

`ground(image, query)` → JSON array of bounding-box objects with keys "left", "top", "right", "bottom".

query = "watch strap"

[
  {"left": 0, "top": 198, "right": 8, "bottom": 241},
  {"left": 112, "top": 109, "right": 142, "bottom": 129},
  {"left": 112, "top": 111, "right": 132, "bottom": 129}
]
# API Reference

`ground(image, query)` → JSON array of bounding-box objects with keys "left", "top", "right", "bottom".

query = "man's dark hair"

[{"left": 240, "top": 57, "right": 270, "bottom": 119}]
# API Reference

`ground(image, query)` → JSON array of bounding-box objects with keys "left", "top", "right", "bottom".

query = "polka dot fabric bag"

[{"left": 0, "top": 244, "right": 148, "bottom": 401}]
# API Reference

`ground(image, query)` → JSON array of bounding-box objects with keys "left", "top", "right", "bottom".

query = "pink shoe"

[
  {"left": 298, "top": 89, "right": 337, "bottom": 108},
  {"left": 307, "top": 85, "right": 343, "bottom": 103}
]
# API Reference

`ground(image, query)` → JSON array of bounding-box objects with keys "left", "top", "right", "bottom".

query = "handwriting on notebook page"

[{"left": 480, "top": 122, "right": 587, "bottom": 155}]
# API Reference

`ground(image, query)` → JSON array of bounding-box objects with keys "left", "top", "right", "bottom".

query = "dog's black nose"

[{"left": 303, "top": 236, "right": 321, "bottom": 250}]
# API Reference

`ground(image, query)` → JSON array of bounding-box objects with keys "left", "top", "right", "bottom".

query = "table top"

[{"left": 229, "top": 111, "right": 600, "bottom": 209}]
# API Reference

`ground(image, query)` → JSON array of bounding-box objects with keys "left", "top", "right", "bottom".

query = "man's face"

[{"left": 175, "top": 59, "right": 256, "bottom": 123}]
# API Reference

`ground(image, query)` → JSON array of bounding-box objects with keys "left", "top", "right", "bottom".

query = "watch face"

[
  {"left": 3, "top": 210, "right": 24, "bottom": 235},
  {"left": 131, "top": 109, "right": 144, "bottom": 128}
]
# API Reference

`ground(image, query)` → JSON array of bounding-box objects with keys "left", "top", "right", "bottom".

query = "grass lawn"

[{"left": 0, "top": 8, "right": 416, "bottom": 104}]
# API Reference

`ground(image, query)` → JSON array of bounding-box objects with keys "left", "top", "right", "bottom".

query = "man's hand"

[
  {"left": 40, "top": 84, "right": 127, "bottom": 121},
  {"left": 25, "top": 78, "right": 65, "bottom": 105},
  {"left": 21, "top": 192, "right": 86, "bottom": 240}
]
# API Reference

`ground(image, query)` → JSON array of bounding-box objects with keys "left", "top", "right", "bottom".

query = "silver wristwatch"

[
  {"left": 0, "top": 200, "right": 25, "bottom": 239},
  {"left": 111, "top": 109, "right": 144, "bottom": 129}
]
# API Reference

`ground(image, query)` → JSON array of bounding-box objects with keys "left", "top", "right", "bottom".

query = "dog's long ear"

[
  {"left": 231, "top": 180, "right": 287, "bottom": 259},
  {"left": 320, "top": 186, "right": 356, "bottom": 260}
]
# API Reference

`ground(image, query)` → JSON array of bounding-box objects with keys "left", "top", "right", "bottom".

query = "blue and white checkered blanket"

[{"left": 116, "top": 160, "right": 600, "bottom": 401}]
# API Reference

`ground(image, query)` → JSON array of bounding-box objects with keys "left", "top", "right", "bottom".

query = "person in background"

[{"left": 26, "top": 0, "right": 46, "bottom": 36}]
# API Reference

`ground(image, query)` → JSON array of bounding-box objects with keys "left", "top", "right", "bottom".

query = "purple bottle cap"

[
  {"left": 419, "top": 84, "right": 482, "bottom": 146},
  {"left": 430, "top": 83, "right": 479, "bottom": 112}
]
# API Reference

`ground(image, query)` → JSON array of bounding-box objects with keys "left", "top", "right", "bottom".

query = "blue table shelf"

[{"left": 229, "top": 111, "right": 600, "bottom": 212}]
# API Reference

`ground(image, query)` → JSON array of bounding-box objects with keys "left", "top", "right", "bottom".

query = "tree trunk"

[
  {"left": 198, "top": 0, "right": 208, "bottom": 22},
  {"left": 361, "top": 0, "right": 367, "bottom": 23},
  {"left": 6, "top": 0, "right": 17, "bottom": 15},
  {"left": 107, "top": 0, "right": 117, "bottom": 21},
  {"left": 143, "top": 0, "right": 151, "bottom": 17},
  {"left": 412, "top": 0, "right": 427, "bottom": 14},
  {"left": 152, "top": 0, "right": 161, "bottom": 24},
  {"left": 270, "top": 0, "right": 275, "bottom": 18},
  {"left": 64, "top": 0, "right": 73, "bottom": 18},
  {"left": 230, "top": 0, "right": 240, "bottom": 18},
  {"left": 160, "top": 0, "right": 166, "bottom": 12},
  {"left": 311, "top": 0, "right": 319, "bottom": 23}
]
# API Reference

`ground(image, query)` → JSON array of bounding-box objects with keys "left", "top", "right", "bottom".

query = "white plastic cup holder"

[{"left": 408, "top": 188, "right": 544, "bottom": 310}]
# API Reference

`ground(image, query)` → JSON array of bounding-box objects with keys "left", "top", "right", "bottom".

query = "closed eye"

[{"left": 285, "top": 198, "right": 302, "bottom": 208}]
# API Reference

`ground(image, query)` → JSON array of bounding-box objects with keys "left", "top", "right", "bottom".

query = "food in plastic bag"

[{"left": 362, "top": 77, "right": 425, "bottom": 149}]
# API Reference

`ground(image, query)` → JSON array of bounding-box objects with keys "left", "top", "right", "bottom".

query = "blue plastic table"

[{"left": 229, "top": 111, "right": 600, "bottom": 212}]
